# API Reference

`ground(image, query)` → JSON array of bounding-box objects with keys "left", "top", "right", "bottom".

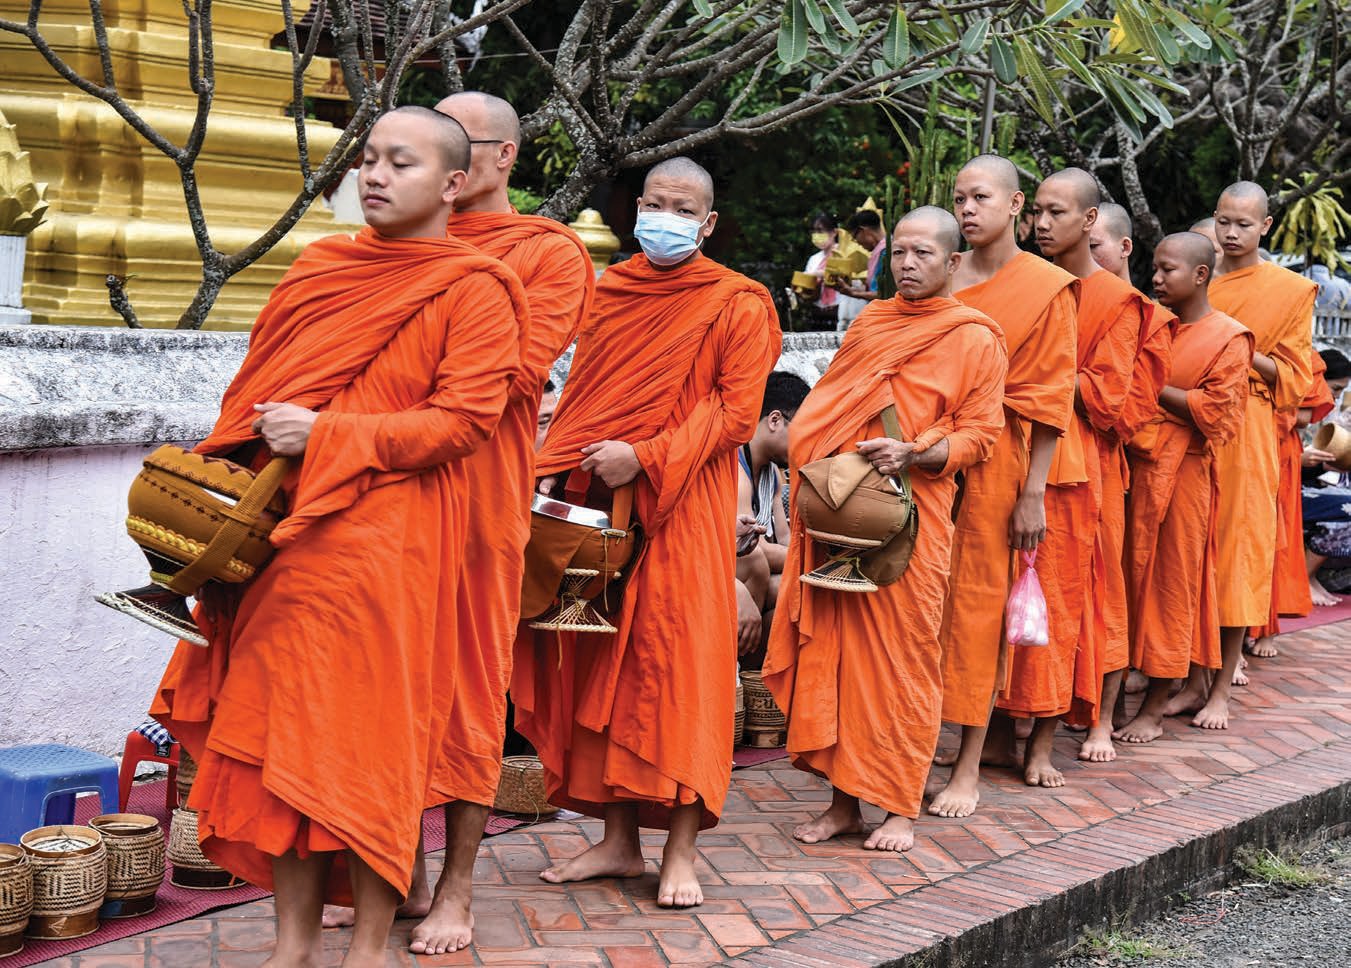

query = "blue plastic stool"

[{"left": 0, "top": 744, "right": 120, "bottom": 844}]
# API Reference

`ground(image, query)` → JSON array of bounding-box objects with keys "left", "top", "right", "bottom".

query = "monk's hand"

[
  {"left": 736, "top": 514, "right": 766, "bottom": 557},
  {"left": 856, "top": 437, "right": 917, "bottom": 477},
  {"left": 537, "top": 476, "right": 558, "bottom": 496},
  {"left": 1008, "top": 489, "right": 1047, "bottom": 551},
  {"left": 579, "top": 440, "right": 641, "bottom": 487},
  {"left": 735, "top": 580, "right": 762, "bottom": 655},
  {"left": 251, "top": 402, "right": 318, "bottom": 456},
  {"left": 1302, "top": 447, "right": 1336, "bottom": 469}
]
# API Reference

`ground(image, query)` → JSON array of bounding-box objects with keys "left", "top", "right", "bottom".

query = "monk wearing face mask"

[{"left": 511, "top": 156, "right": 780, "bottom": 908}]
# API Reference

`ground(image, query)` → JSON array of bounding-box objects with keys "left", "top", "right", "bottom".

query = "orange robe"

[
  {"left": 764, "top": 297, "right": 1007, "bottom": 818},
  {"left": 511, "top": 254, "right": 780, "bottom": 829},
  {"left": 151, "top": 228, "right": 527, "bottom": 901},
  {"left": 1210, "top": 262, "right": 1317, "bottom": 627},
  {"left": 1127, "top": 312, "right": 1253, "bottom": 678},
  {"left": 1001, "top": 270, "right": 1140, "bottom": 725},
  {"left": 939, "top": 253, "right": 1078, "bottom": 727},
  {"left": 1251, "top": 351, "right": 1334, "bottom": 637},
  {"left": 427, "top": 212, "right": 595, "bottom": 808}
]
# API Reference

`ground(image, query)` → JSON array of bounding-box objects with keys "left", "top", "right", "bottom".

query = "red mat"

[
  {"left": 734, "top": 745, "right": 789, "bottom": 768},
  {"left": 8, "top": 779, "right": 527, "bottom": 966},
  {"left": 1272, "top": 598, "right": 1351, "bottom": 633}
]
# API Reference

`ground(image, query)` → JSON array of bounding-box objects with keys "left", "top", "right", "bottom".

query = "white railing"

[{"left": 1314, "top": 308, "right": 1351, "bottom": 340}]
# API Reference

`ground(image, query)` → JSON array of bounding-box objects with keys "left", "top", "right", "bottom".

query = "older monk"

[
  {"left": 764, "top": 207, "right": 1007, "bottom": 851},
  {"left": 512, "top": 157, "right": 780, "bottom": 907}
]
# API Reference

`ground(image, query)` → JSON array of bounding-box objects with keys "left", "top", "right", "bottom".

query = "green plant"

[
  {"left": 1237, "top": 846, "right": 1333, "bottom": 888},
  {"left": 1271, "top": 173, "right": 1351, "bottom": 273},
  {"left": 507, "top": 186, "right": 545, "bottom": 214},
  {"left": 1075, "top": 926, "right": 1180, "bottom": 960}
]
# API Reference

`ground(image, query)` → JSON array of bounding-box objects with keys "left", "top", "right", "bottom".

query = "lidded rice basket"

[
  {"left": 175, "top": 748, "right": 198, "bottom": 807},
  {"left": 167, "top": 809, "right": 240, "bottom": 890},
  {"left": 19, "top": 825, "right": 106, "bottom": 940},
  {"left": 493, "top": 756, "right": 558, "bottom": 818},
  {"left": 0, "top": 845, "right": 33, "bottom": 957},
  {"left": 739, "top": 670, "right": 787, "bottom": 748},
  {"left": 733, "top": 675, "right": 746, "bottom": 748},
  {"left": 89, "top": 814, "right": 164, "bottom": 918}
]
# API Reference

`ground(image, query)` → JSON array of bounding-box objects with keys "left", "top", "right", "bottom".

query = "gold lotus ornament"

[{"left": 0, "top": 112, "right": 48, "bottom": 237}]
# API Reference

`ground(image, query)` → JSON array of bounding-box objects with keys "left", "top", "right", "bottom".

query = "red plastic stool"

[{"left": 118, "top": 731, "right": 180, "bottom": 811}]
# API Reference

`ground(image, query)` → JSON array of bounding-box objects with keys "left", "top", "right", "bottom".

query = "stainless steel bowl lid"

[{"left": 531, "top": 494, "right": 612, "bottom": 529}]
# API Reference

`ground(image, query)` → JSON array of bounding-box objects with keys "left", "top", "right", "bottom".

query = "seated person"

[
  {"left": 536, "top": 378, "right": 559, "bottom": 448},
  {"left": 1302, "top": 348, "right": 1351, "bottom": 605},
  {"left": 735, "top": 371, "right": 811, "bottom": 667}
]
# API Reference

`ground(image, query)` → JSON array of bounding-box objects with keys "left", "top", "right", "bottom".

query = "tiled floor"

[{"left": 46, "top": 619, "right": 1351, "bottom": 966}]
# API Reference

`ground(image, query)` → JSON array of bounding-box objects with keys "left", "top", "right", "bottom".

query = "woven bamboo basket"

[
  {"left": 739, "top": 670, "right": 787, "bottom": 748},
  {"left": 175, "top": 748, "right": 198, "bottom": 806},
  {"left": 19, "top": 825, "right": 106, "bottom": 940},
  {"left": 89, "top": 814, "right": 164, "bottom": 918},
  {"left": 733, "top": 676, "right": 746, "bottom": 748},
  {"left": 493, "top": 756, "right": 558, "bottom": 818},
  {"left": 0, "top": 845, "right": 33, "bottom": 958},
  {"left": 167, "top": 809, "right": 240, "bottom": 890}
]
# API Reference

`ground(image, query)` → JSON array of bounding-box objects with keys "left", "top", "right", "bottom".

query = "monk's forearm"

[
  {"left": 1295, "top": 406, "right": 1314, "bottom": 430},
  {"left": 1024, "top": 421, "right": 1059, "bottom": 495},
  {"left": 1251, "top": 351, "right": 1278, "bottom": 387},
  {"left": 912, "top": 437, "right": 949, "bottom": 471},
  {"left": 1158, "top": 386, "right": 1195, "bottom": 426}
]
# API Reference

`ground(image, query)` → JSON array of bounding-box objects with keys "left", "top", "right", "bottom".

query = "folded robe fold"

[
  {"left": 511, "top": 254, "right": 780, "bottom": 830},
  {"left": 764, "top": 296, "right": 1007, "bottom": 818},
  {"left": 151, "top": 228, "right": 528, "bottom": 902}
]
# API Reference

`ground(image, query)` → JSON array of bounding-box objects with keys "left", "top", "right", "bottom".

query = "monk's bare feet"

[
  {"left": 340, "top": 952, "right": 388, "bottom": 968},
  {"left": 321, "top": 904, "right": 354, "bottom": 929},
  {"left": 1114, "top": 712, "right": 1164, "bottom": 744},
  {"left": 656, "top": 852, "right": 703, "bottom": 908},
  {"left": 322, "top": 883, "right": 431, "bottom": 930},
  {"left": 1192, "top": 696, "right": 1230, "bottom": 730},
  {"left": 263, "top": 955, "right": 318, "bottom": 968},
  {"left": 409, "top": 891, "right": 472, "bottom": 955},
  {"left": 928, "top": 773, "right": 980, "bottom": 818},
  {"left": 1078, "top": 726, "right": 1116, "bottom": 763},
  {"left": 863, "top": 815, "right": 914, "bottom": 852},
  {"left": 793, "top": 801, "right": 865, "bottom": 844},
  {"left": 1024, "top": 752, "right": 1064, "bottom": 787},
  {"left": 932, "top": 737, "right": 1016, "bottom": 770},
  {"left": 932, "top": 747, "right": 958, "bottom": 767},
  {"left": 1232, "top": 655, "right": 1250, "bottom": 687},
  {"left": 1163, "top": 682, "right": 1206, "bottom": 717},
  {"left": 540, "top": 838, "right": 644, "bottom": 884},
  {"left": 1310, "top": 577, "right": 1341, "bottom": 607},
  {"left": 1124, "top": 668, "right": 1148, "bottom": 695},
  {"left": 1247, "top": 635, "right": 1278, "bottom": 658}
]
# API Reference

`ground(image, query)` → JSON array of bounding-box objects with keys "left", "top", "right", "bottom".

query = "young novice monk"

[
  {"left": 1116, "top": 233, "right": 1254, "bottom": 743},
  {"left": 765, "top": 206, "right": 1007, "bottom": 850}
]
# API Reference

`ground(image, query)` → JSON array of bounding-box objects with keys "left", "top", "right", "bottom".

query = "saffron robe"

[
  {"left": 939, "top": 253, "right": 1078, "bottom": 727},
  {"left": 764, "top": 297, "right": 1006, "bottom": 818},
  {"left": 1127, "top": 311, "right": 1253, "bottom": 678},
  {"left": 1000, "top": 270, "right": 1140, "bottom": 724},
  {"left": 1251, "top": 350, "right": 1334, "bottom": 638},
  {"left": 511, "top": 253, "right": 780, "bottom": 829},
  {"left": 1210, "top": 261, "right": 1317, "bottom": 626},
  {"left": 151, "top": 228, "right": 527, "bottom": 900},
  {"left": 428, "top": 212, "right": 595, "bottom": 807}
]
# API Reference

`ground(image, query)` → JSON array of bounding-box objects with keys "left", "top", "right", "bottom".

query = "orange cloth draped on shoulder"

[
  {"left": 150, "top": 227, "right": 527, "bottom": 903},
  {"left": 764, "top": 297, "right": 1007, "bottom": 817},
  {"left": 1116, "top": 300, "right": 1178, "bottom": 442},
  {"left": 939, "top": 252, "right": 1078, "bottom": 727},
  {"left": 426, "top": 212, "right": 595, "bottom": 808},
  {"left": 1209, "top": 261, "right": 1317, "bottom": 627},
  {"left": 511, "top": 253, "right": 780, "bottom": 830},
  {"left": 1000, "top": 270, "right": 1140, "bottom": 725},
  {"left": 1251, "top": 350, "right": 1334, "bottom": 637},
  {"left": 1127, "top": 311, "right": 1253, "bottom": 678}
]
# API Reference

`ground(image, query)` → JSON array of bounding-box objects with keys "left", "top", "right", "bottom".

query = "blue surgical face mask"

[{"left": 634, "top": 210, "right": 710, "bottom": 266}]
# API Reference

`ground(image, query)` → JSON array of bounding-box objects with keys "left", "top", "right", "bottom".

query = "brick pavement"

[{"left": 48, "top": 619, "right": 1351, "bottom": 967}]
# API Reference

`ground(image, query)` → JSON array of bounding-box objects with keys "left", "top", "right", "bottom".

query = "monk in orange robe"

[
  {"left": 1115, "top": 232, "right": 1253, "bottom": 744},
  {"left": 997, "top": 169, "right": 1141, "bottom": 774},
  {"left": 150, "top": 107, "right": 528, "bottom": 968},
  {"left": 764, "top": 207, "right": 1007, "bottom": 851},
  {"left": 1165, "top": 181, "right": 1316, "bottom": 728},
  {"left": 929, "top": 155, "right": 1077, "bottom": 819},
  {"left": 1247, "top": 350, "right": 1333, "bottom": 657},
  {"left": 511, "top": 157, "right": 780, "bottom": 907}
]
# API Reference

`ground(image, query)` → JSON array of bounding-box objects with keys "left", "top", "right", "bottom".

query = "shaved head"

[
  {"left": 378, "top": 105, "right": 469, "bottom": 170},
  {"left": 1190, "top": 217, "right": 1215, "bottom": 232},
  {"left": 959, "top": 154, "right": 1021, "bottom": 195},
  {"left": 435, "top": 90, "right": 520, "bottom": 144},
  {"left": 897, "top": 206, "right": 962, "bottom": 256},
  {"left": 1042, "top": 167, "right": 1101, "bottom": 211},
  {"left": 1219, "top": 180, "right": 1269, "bottom": 218},
  {"left": 1097, "top": 202, "right": 1132, "bottom": 240},
  {"left": 645, "top": 156, "right": 715, "bottom": 211},
  {"left": 1159, "top": 231, "right": 1217, "bottom": 273}
]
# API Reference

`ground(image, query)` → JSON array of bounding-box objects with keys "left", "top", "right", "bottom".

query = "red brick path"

[{"left": 50, "top": 620, "right": 1351, "bottom": 967}]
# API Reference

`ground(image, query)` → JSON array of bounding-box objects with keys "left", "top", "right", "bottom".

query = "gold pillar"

[
  {"left": 567, "top": 209, "right": 620, "bottom": 274},
  {"left": 0, "top": 1, "right": 355, "bottom": 329}
]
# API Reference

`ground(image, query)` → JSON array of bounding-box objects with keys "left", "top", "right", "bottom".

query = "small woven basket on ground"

[
  {"left": 19, "top": 825, "right": 106, "bottom": 940},
  {"left": 89, "top": 814, "right": 164, "bottom": 918},
  {"left": 739, "top": 670, "right": 787, "bottom": 748},
  {"left": 175, "top": 748, "right": 198, "bottom": 806},
  {"left": 493, "top": 756, "right": 558, "bottom": 819},
  {"left": 0, "top": 844, "right": 33, "bottom": 957},
  {"left": 167, "top": 809, "right": 240, "bottom": 890},
  {"left": 733, "top": 676, "right": 746, "bottom": 748}
]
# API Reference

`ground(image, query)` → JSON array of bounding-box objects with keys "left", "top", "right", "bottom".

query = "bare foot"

[
  {"left": 1024, "top": 751, "right": 1065, "bottom": 787},
  {"left": 928, "top": 773, "right": 980, "bottom": 818},
  {"left": 1078, "top": 728, "right": 1116, "bottom": 763},
  {"left": 339, "top": 953, "right": 386, "bottom": 968},
  {"left": 1124, "top": 669, "right": 1148, "bottom": 695},
  {"left": 263, "top": 955, "right": 318, "bottom": 968},
  {"left": 931, "top": 741, "right": 1016, "bottom": 770},
  {"left": 932, "top": 748, "right": 958, "bottom": 767},
  {"left": 1247, "top": 636, "right": 1278, "bottom": 658},
  {"left": 540, "top": 838, "right": 644, "bottom": 884},
  {"left": 409, "top": 891, "right": 473, "bottom": 955},
  {"left": 323, "top": 884, "right": 430, "bottom": 929},
  {"left": 1113, "top": 712, "right": 1164, "bottom": 744},
  {"left": 863, "top": 815, "right": 914, "bottom": 852},
  {"left": 1163, "top": 683, "right": 1206, "bottom": 717},
  {"left": 321, "top": 905, "right": 354, "bottom": 929},
  {"left": 1232, "top": 655, "right": 1250, "bottom": 687},
  {"left": 656, "top": 852, "right": 703, "bottom": 908},
  {"left": 793, "top": 803, "right": 864, "bottom": 844},
  {"left": 1192, "top": 696, "right": 1230, "bottom": 730},
  {"left": 1310, "top": 578, "right": 1341, "bottom": 608}
]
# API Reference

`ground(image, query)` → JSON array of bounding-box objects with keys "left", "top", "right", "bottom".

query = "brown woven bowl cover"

[{"left": 20, "top": 825, "right": 106, "bottom": 940}]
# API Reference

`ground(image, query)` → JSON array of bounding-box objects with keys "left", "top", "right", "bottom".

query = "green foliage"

[
  {"left": 507, "top": 186, "right": 545, "bottom": 214},
  {"left": 1238, "top": 846, "right": 1334, "bottom": 888},
  {"left": 1074, "top": 926, "right": 1181, "bottom": 960},
  {"left": 1271, "top": 175, "right": 1351, "bottom": 272}
]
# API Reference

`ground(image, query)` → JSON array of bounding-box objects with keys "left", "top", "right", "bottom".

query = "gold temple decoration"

[
  {"left": 824, "top": 228, "right": 870, "bottom": 287},
  {"left": 568, "top": 208, "right": 621, "bottom": 273},
  {"left": 0, "top": 108, "right": 47, "bottom": 237}
]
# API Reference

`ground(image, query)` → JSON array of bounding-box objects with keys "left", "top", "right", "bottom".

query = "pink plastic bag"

[{"left": 1005, "top": 549, "right": 1049, "bottom": 647}]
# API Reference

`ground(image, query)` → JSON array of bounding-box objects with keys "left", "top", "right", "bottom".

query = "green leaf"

[
  {"left": 960, "top": 17, "right": 990, "bottom": 55},
  {"left": 882, "top": 3, "right": 910, "bottom": 69},
  {"left": 778, "top": 0, "right": 808, "bottom": 65},
  {"left": 990, "top": 35, "right": 1017, "bottom": 84},
  {"left": 1044, "top": 0, "right": 1088, "bottom": 25},
  {"left": 820, "top": 26, "right": 844, "bottom": 55},
  {"left": 691, "top": 0, "right": 713, "bottom": 17},
  {"left": 1051, "top": 38, "right": 1101, "bottom": 93},
  {"left": 821, "top": 0, "right": 860, "bottom": 36},
  {"left": 1129, "top": 81, "right": 1173, "bottom": 126},
  {"left": 1162, "top": 7, "right": 1212, "bottom": 49},
  {"left": 1013, "top": 35, "right": 1057, "bottom": 122},
  {"left": 892, "top": 67, "right": 945, "bottom": 93},
  {"left": 801, "top": 0, "right": 826, "bottom": 35},
  {"left": 1151, "top": 22, "right": 1182, "bottom": 65}
]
